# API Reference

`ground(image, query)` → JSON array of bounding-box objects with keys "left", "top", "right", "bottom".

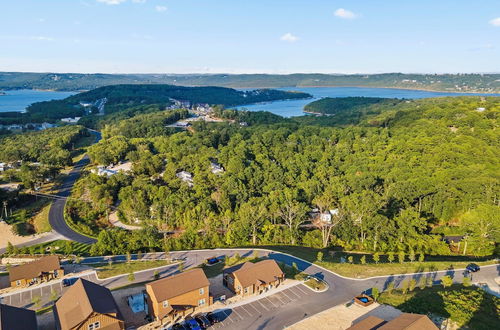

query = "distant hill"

[
  {"left": 0, "top": 84, "right": 310, "bottom": 124},
  {"left": 1, "top": 72, "right": 499, "bottom": 93}
]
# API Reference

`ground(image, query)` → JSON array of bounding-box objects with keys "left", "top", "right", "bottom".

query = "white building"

[
  {"left": 60, "top": 117, "right": 81, "bottom": 123},
  {"left": 176, "top": 171, "right": 194, "bottom": 186},
  {"left": 210, "top": 162, "right": 224, "bottom": 175}
]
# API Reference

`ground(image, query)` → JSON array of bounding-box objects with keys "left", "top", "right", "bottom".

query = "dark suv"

[{"left": 466, "top": 263, "right": 480, "bottom": 272}]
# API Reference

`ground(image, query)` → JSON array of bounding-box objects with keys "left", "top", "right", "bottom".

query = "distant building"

[
  {"left": 0, "top": 304, "right": 37, "bottom": 330},
  {"left": 210, "top": 161, "right": 224, "bottom": 175},
  {"left": 223, "top": 259, "right": 285, "bottom": 297},
  {"left": 476, "top": 107, "right": 486, "bottom": 112},
  {"left": 54, "top": 278, "right": 124, "bottom": 330},
  {"left": 60, "top": 117, "right": 81, "bottom": 123},
  {"left": 9, "top": 255, "right": 63, "bottom": 287},
  {"left": 347, "top": 313, "right": 438, "bottom": 330},
  {"left": 176, "top": 171, "right": 194, "bottom": 186},
  {"left": 145, "top": 269, "right": 211, "bottom": 323}
]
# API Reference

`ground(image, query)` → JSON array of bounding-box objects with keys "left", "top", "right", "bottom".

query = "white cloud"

[
  {"left": 490, "top": 17, "right": 500, "bottom": 26},
  {"left": 334, "top": 8, "right": 357, "bottom": 19},
  {"left": 96, "top": 0, "right": 126, "bottom": 5},
  {"left": 132, "top": 0, "right": 146, "bottom": 3},
  {"left": 155, "top": 5, "right": 167, "bottom": 12},
  {"left": 280, "top": 33, "right": 299, "bottom": 42}
]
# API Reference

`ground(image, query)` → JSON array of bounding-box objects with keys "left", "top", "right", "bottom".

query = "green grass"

[
  {"left": 378, "top": 284, "right": 500, "bottom": 329},
  {"left": 13, "top": 240, "right": 91, "bottom": 256},
  {"left": 93, "top": 260, "right": 172, "bottom": 279},
  {"left": 36, "top": 305, "right": 53, "bottom": 315},
  {"left": 32, "top": 203, "right": 52, "bottom": 233},
  {"left": 262, "top": 245, "right": 497, "bottom": 278},
  {"left": 304, "top": 277, "right": 328, "bottom": 291}
]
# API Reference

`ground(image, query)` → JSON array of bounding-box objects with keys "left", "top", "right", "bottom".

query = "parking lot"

[
  {"left": 0, "top": 272, "right": 97, "bottom": 309},
  {"left": 210, "top": 284, "right": 314, "bottom": 329}
]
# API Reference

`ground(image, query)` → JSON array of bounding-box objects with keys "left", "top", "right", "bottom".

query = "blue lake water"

[
  {"left": 0, "top": 89, "right": 75, "bottom": 113},
  {"left": 236, "top": 87, "right": 500, "bottom": 117}
]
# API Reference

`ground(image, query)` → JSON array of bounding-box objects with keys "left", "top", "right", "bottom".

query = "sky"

[{"left": 0, "top": 0, "right": 499, "bottom": 74}]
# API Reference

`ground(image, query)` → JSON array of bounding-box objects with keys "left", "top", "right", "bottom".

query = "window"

[
  {"left": 16, "top": 280, "right": 21, "bottom": 286},
  {"left": 244, "top": 287, "right": 249, "bottom": 294},
  {"left": 198, "top": 298, "right": 206, "bottom": 306},
  {"left": 163, "top": 300, "right": 169, "bottom": 308},
  {"left": 199, "top": 288, "right": 204, "bottom": 295},
  {"left": 88, "top": 321, "right": 100, "bottom": 330}
]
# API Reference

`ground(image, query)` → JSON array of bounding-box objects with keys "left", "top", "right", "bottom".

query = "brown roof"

[
  {"left": 230, "top": 259, "right": 284, "bottom": 288},
  {"left": 9, "top": 255, "right": 61, "bottom": 282},
  {"left": 54, "top": 278, "right": 123, "bottom": 330},
  {"left": 347, "top": 316, "right": 386, "bottom": 330},
  {"left": 146, "top": 268, "right": 209, "bottom": 302},
  {"left": 0, "top": 303, "right": 37, "bottom": 330},
  {"left": 379, "top": 313, "right": 438, "bottom": 330}
]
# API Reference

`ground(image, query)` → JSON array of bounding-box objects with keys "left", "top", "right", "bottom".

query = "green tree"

[
  {"left": 418, "top": 277, "right": 427, "bottom": 290},
  {"left": 348, "top": 256, "right": 354, "bottom": 264},
  {"left": 386, "top": 281, "right": 395, "bottom": 293},
  {"left": 128, "top": 271, "right": 135, "bottom": 282},
  {"left": 316, "top": 251, "right": 324, "bottom": 262},
  {"left": 372, "top": 252, "right": 380, "bottom": 264},
  {"left": 32, "top": 295, "right": 41, "bottom": 308},
  {"left": 387, "top": 252, "right": 394, "bottom": 263},
  {"left": 401, "top": 279, "right": 410, "bottom": 294},
  {"left": 418, "top": 253, "right": 425, "bottom": 263},
  {"left": 372, "top": 287, "right": 379, "bottom": 301},
  {"left": 50, "top": 289, "right": 58, "bottom": 302},
  {"left": 441, "top": 275, "right": 453, "bottom": 288},
  {"left": 6, "top": 242, "right": 14, "bottom": 255},
  {"left": 462, "top": 276, "right": 471, "bottom": 287},
  {"left": 409, "top": 279, "right": 417, "bottom": 291},
  {"left": 398, "top": 251, "right": 405, "bottom": 264},
  {"left": 360, "top": 255, "right": 366, "bottom": 265},
  {"left": 154, "top": 270, "right": 160, "bottom": 280}
]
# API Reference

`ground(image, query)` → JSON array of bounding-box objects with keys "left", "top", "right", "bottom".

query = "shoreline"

[{"left": 1, "top": 86, "right": 500, "bottom": 94}]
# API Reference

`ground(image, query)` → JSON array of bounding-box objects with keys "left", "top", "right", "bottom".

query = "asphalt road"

[
  {"left": 48, "top": 130, "right": 101, "bottom": 244},
  {"left": 2, "top": 248, "right": 497, "bottom": 330}
]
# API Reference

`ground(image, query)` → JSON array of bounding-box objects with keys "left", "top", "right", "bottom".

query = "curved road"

[
  {"left": 48, "top": 130, "right": 100, "bottom": 244},
  {"left": 2, "top": 248, "right": 498, "bottom": 329}
]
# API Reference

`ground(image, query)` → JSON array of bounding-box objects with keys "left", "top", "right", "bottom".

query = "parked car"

[
  {"left": 194, "top": 314, "right": 211, "bottom": 329},
  {"left": 466, "top": 263, "right": 480, "bottom": 272},
  {"left": 62, "top": 277, "right": 78, "bottom": 287},
  {"left": 206, "top": 312, "right": 223, "bottom": 325},
  {"left": 184, "top": 318, "right": 202, "bottom": 330},
  {"left": 206, "top": 257, "right": 220, "bottom": 265},
  {"left": 171, "top": 323, "right": 185, "bottom": 330}
]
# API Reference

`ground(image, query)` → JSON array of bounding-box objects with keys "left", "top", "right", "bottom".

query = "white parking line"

[
  {"left": 256, "top": 299, "right": 269, "bottom": 311},
  {"left": 281, "top": 290, "right": 295, "bottom": 301},
  {"left": 286, "top": 288, "right": 301, "bottom": 299},
  {"left": 238, "top": 306, "right": 253, "bottom": 317},
  {"left": 273, "top": 293, "right": 287, "bottom": 304},
  {"left": 294, "top": 285, "right": 308, "bottom": 295},
  {"left": 231, "top": 308, "right": 245, "bottom": 320},
  {"left": 263, "top": 296, "right": 278, "bottom": 308},
  {"left": 245, "top": 303, "right": 260, "bottom": 315}
]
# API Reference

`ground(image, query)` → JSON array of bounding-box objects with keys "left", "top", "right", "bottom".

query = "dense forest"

[
  {"left": 0, "top": 84, "right": 310, "bottom": 124},
  {"left": 1, "top": 72, "right": 499, "bottom": 93},
  {"left": 62, "top": 96, "right": 499, "bottom": 257}
]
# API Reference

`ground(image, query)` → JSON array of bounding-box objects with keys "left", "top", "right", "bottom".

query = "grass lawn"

[
  {"left": 93, "top": 260, "right": 172, "bottom": 279},
  {"left": 32, "top": 203, "right": 52, "bottom": 233},
  {"left": 16, "top": 240, "right": 91, "bottom": 256},
  {"left": 263, "top": 245, "right": 497, "bottom": 278},
  {"left": 304, "top": 277, "right": 328, "bottom": 291},
  {"left": 378, "top": 284, "right": 500, "bottom": 329}
]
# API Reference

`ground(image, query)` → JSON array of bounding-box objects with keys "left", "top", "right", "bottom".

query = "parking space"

[
  {"left": 0, "top": 272, "right": 97, "bottom": 309},
  {"left": 211, "top": 284, "right": 313, "bottom": 329}
]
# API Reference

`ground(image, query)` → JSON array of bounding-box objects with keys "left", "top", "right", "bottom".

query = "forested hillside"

[
  {"left": 1, "top": 84, "right": 310, "bottom": 124},
  {"left": 1, "top": 72, "right": 499, "bottom": 93},
  {"left": 64, "top": 96, "right": 499, "bottom": 257}
]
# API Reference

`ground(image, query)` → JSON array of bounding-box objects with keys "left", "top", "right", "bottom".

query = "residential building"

[
  {"left": 60, "top": 117, "right": 81, "bottom": 123},
  {"left": 145, "top": 269, "right": 211, "bottom": 323},
  {"left": 347, "top": 313, "right": 438, "bottom": 330},
  {"left": 210, "top": 161, "right": 224, "bottom": 175},
  {"left": 176, "top": 171, "right": 194, "bottom": 186},
  {"left": 54, "top": 278, "right": 124, "bottom": 330},
  {"left": 0, "top": 303, "right": 38, "bottom": 330},
  {"left": 223, "top": 259, "right": 285, "bottom": 297},
  {"left": 9, "top": 255, "right": 63, "bottom": 287}
]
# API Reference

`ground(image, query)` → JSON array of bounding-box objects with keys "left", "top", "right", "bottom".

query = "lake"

[
  {"left": 0, "top": 89, "right": 75, "bottom": 113},
  {"left": 236, "top": 87, "right": 500, "bottom": 117}
]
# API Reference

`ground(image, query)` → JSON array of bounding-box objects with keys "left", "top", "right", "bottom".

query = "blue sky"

[{"left": 1, "top": 0, "right": 499, "bottom": 73}]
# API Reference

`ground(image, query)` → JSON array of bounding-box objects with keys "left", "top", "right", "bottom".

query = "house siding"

[
  {"left": 76, "top": 313, "right": 124, "bottom": 330},
  {"left": 10, "top": 268, "right": 63, "bottom": 287},
  {"left": 146, "top": 285, "right": 210, "bottom": 322}
]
